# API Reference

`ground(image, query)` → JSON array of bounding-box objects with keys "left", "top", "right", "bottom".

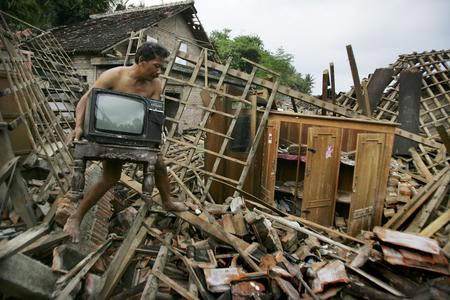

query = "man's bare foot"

[
  {"left": 54, "top": 197, "right": 76, "bottom": 226},
  {"left": 63, "top": 215, "right": 81, "bottom": 243},
  {"left": 162, "top": 200, "right": 188, "bottom": 212}
]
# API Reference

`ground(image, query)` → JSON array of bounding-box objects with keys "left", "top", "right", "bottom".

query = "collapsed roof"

[{"left": 51, "top": 0, "right": 211, "bottom": 54}]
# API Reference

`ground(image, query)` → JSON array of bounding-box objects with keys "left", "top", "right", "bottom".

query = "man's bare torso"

[{"left": 106, "top": 66, "right": 160, "bottom": 99}]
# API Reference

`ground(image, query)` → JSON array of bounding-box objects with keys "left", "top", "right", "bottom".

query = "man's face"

[{"left": 139, "top": 56, "right": 165, "bottom": 80}]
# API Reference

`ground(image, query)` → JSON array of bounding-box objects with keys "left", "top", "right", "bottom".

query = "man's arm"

[
  {"left": 150, "top": 78, "right": 162, "bottom": 100},
  {"left": 72, "top": 68, "right": 120, "bottom": 141}
]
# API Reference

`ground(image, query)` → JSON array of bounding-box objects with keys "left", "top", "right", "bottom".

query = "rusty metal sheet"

[
  {"left": 312, "top": 260, "right": 349, "bottom": 293},
  {"left": 381, "top": 245, "right": 450, "bottom": 275},
  {"left": 373, "top": 226, "right": 440, "bottom": 254}
]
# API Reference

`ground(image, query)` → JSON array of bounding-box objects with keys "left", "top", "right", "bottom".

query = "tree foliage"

[
  {"left": 0, "top": 0, "right": 118, "bottom": 29},
  {"left": 210, "top": 29, "right": 314, "bottom": 94}
]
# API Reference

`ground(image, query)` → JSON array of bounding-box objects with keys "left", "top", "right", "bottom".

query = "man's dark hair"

[{"left": 135, "top": 42, "right": 170, "bottom": 64}]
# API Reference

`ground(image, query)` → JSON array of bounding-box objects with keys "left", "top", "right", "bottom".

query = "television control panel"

[{"left": 147, "top": 98, "right": 164, "bottom": 113}]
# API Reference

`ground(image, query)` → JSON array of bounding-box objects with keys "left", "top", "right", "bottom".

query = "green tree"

[
  {"left": 0, "top": 0, "right": 46, "bottom": 27},
  {"left": 47, "top": 0, "right": 115, "bottom": 27},
  {"left": 210, "top": 29, "right": 314, "bottom": 94},
  {"left": 0, "top": 0, "right": 117, "bottom": 29}
]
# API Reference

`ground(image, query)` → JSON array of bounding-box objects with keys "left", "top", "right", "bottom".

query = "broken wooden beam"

[
  {"left": 346, "top": 45, "right": 371, "bottom": 116},
  {"left": 150, "top": 269, "right": 199, "bottom": 300},
  {"left": 141, "top": 232, "right": 173, "bottom": 300},
  {"left": 406, "top": 183, "right": 449, "bottom": 233},
  {"left": 144, "top": 225, "right": 215, "bottom": 300},
  {"left": 95, "top": 204, "right": 154, "bottom": 299},
  {"left": 55, "top": 239, "right": 112, "bottom": 300},
  {"left": 0, "top": 222, "right": 50, "bottom": 261},
  {"left": 437, "top": 125, "right": 450, "bottom": 152},
  {"left": 409, "top": 147, "right": 434, "bottom": 181},
  {"left": 420, "top": 208, "right": 450, "bottom": 238},
  {"left": 383, "top": 168, "right": 450, "bottom": 230},
  {"left": 254, "top": 209, "right": 358, "bottom": 253},
  {"left": 120, "top": 173, "right": 261, "bottom": 272}
]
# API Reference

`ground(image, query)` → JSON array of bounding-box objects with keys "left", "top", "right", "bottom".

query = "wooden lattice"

[
  {"left": 19, "top": 31, "right": 84, "bottom": 131},
  {"left": 0, "top": 13, "right": 73, "bottom": 192},
  {"left": 337, "top": 50, "right": 450, "bottom": 140},
  {"left": 336, "top": 50, "right": 450, "bottom": 176}
]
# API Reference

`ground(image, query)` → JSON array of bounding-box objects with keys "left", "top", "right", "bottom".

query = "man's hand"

[
  {"left": 73, "top": 126, "right": 83, "bottom": 142},
  {"left": 67, "top": 126, "right": 83, "bottom": 146}
]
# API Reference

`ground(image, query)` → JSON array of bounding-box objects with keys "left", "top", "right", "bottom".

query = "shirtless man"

[{"left": 64, "top": 42, "right": 187, "bottom": 242}]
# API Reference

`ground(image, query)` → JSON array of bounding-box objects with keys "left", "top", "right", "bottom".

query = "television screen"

[{"left": 94, "top": 94, "right": 145, "bottom": 135}]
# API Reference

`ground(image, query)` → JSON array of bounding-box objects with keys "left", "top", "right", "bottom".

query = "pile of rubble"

[{"left": 3, "top": 188, "right": 449, "bottom": 299}]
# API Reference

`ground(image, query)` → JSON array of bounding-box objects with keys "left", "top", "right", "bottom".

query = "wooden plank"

[
  {"left": 96, "top": 205, "right": 154, "bottom": 299},
  {"left": 406, "top": 184, "right": 449, "bottom": 233},
  {"left": 321, "top": 69, "right": 329, "bottom": 115},
  {"left": 375, "top": 129, "right": 395, "bottom": 225},
  {"left": 255, "top": 209, "right": 358, "bottom": 253},
  {"left": 260, "top": 121, "right": 279, "bottom": 202},
  {"left": 420, "top": 209, "right": 450, "bottom": 237},
  {"left": 141, "top": 233, "right": 173, "bottom": 300},
  {"left": 290, "top": 97, "right": 298, "bottom": 113},
  {"left": 55, "top": 239, "right": 112, "bottom": 300},
  {"left": 150, "top": 270, "right": 199, "bottom": 300},
  {"left": 347, "top": 133, "right": 385, "bottom": 236},
  {"left": 330, "top": 62, "right": 336, "bottom": 108},
  {"left": 437, "top": 125, "right": 450, "bottom": 152},
  {"left": 301, "top": 127, "right": 342, "bottom": 226},
  {"left": 395, "top": 128, "right": 441, "bottom": 149},
  {"left": 409, "top": 148, "right": 434, "bottom": 181},
  {"left": 285, "top": 213, "right": 366, "bottom": 245},
  {"left": 346, "top": 45, "right": 371, "bottom": 116},
  {"left": 418, "top": 144, "right": 438, "bottom": 175},
  {"left": 383, "top": 168, "right": 450, "bottom": 230},
  {"left": 0, "top": 222, "right": 49, "bottom": 261},
  {"left": 21, "top": 230, "right": 69, "bottom": 256},
  {"left": 144, "top": 226, "right": 215, "bottom": 300}
]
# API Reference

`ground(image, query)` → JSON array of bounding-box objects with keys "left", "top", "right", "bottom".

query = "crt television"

[{"left": 83, "top": 88, "right": 165, "bottom": 147}]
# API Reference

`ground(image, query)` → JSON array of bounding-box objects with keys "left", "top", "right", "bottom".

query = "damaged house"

[
  {"left": 0, "top": 2, "right": 449, "bottom": 300},
  {"left": 52, "top": 0, "right": 214, "bottom": 127}
]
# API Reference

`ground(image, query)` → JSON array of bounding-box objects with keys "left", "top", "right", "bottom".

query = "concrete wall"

[
  {"left": 146, "top": 15, "right": 202, "bottom": 58},
  {"left": 72, "top": 55, "right": 97, "bottom": 87}
]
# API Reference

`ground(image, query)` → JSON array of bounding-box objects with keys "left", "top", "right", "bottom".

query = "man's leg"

[
  {"left": 64, "top": 160, "right": 123, "bottom": 242},
  {"left": 154, "top": 154, "right": 187, "bottom": 211}
]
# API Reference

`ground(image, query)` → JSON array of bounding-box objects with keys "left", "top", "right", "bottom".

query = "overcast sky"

[{"left": 138, "top": 0, "right": 450, "bottom": 94}]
